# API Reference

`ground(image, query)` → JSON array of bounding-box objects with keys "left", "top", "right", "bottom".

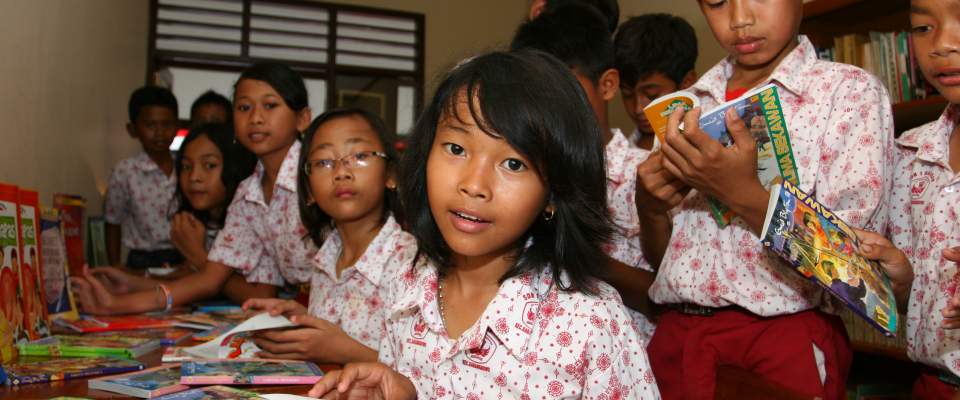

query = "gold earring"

[{"left": 543, "top": 209, "right": 555, "bottom": 221}]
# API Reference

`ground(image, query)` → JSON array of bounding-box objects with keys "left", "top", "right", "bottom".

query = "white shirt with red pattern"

[
  {"left": 104, "top": 152, "right": 177, "bottom": 251},
  {"left": 207, "top": 141, "right": 316, "bottom": 286},
  {"left": 380, "top": 262, "right": 661, "bottom": 399},
  {"left": 307, "top": 215, "right": 417, "bottom": 350},
  {"left": 889, "top": 105, "right": 960, "bottom": 375},
  {"left": 604, "top": 129, "right": 655, "bottom": 341},
  {"left": 649, "top": 35, "right": 895, "bottom": 316}
]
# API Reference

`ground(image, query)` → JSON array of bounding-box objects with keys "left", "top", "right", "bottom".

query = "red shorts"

[
  {"left": 647, "top": 308, "right": 852, "bottom": 400},
  {"left": 913, "top": 368, "right": 960, "bottom": 400}
]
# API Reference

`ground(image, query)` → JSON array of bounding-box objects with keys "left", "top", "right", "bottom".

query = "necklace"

[{"left": 437, "top": 275, "right": 448, "bottom": 331}]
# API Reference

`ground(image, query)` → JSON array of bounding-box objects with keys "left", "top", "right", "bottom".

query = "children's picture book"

[
  {"left": 760, "top": 180, "right": 898, "bottom": 336},
  {"left": 17, "top": 189, "right": 51, "bottom": 341},
  {"left": 18, "top": 334, "right": 161, "bottom": 358},
  {"left": 4, "top": 356, "right": 144, "bottom": 385},
  {"left": 88, "top": 364, "right": 190, "bottom": 398},
  {"left": 191, "top": 324, "right": 234, "bottom": 343},
  {"left": 162, "top": 347, "right": 195, "bottom": 363},
  {"left": 88, "top": 327, "right": 194, "bottom": 347},
  {"left": 179, "top": 360, "right": 323, "bottom": 385},
  {"left": 0, "top": 183, "right": 24, "bottom": 363},
  {"left": 642, "top": 90, "right": 700, "bottom": 143},
  {"left": 153, "top": 385, "right": 264, "bottom": 400},
  {"left": 173, "top": 309, "right": 250, "bottom": 330},
  {"left": 57, "top": 315, "right": 177, "bottom": 333},
  {"left": 184, "top": 313, "right": 295, "bottom": 359},
  {"left": 86, "top": 216, "right": 109, "bottom": 267},
  {"left": 52, "top": 194, "right": 86, "bottom": 277},
  {"left": 40, "top": 207, "right": 79, "bottom": 321}
]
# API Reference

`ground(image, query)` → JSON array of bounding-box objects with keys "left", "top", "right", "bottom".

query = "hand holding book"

[
  {"left": 242, "top": 297, "right": 308, "bottom": 318},
  {"left": 308, "top": 362, "right": 417, "bottom": 400},
  {"left": 251, "top": 315, "right": 377, "bottom": 364},
  {"left": 853, "top": 229, "right": 913, "bottom": 313}
]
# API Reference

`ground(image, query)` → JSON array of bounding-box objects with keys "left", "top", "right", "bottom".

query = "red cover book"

[
  {"left": 0, "top": 183, "right": 24, "bottom": 363},
  {"left": 52, "top": 194, "right": 85, "bottom": 277},
  {"left": 58, "top": 315, "right": 177, "bottom": 333},
  {"left": 17, "top": 189, "right": 50, "bottom": 341}
]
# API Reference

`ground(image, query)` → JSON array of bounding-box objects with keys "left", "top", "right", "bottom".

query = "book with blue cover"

[
  {"left": 4, "top": 356, "right": 144, "bottom": 385},
  {"left": 88, "top": 364, "right": 189, "bottom": 398},
  {"left": 179, "top": 359, "right": 323, "bottom": 385},
  {"left": 153, "top": 385, "right": 264, "bottom": 400}
]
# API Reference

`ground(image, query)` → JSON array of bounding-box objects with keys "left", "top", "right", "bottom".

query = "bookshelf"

[{"left": 800, "top": 0, "right": 947, "bottom": 133}]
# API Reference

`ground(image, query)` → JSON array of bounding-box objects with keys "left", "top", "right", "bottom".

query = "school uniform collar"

[
  {"left": 897, "top": 104, "right": 959, "bottom": 168},
  {"left": 312, "top": 215, "right": 402, "bottom": 285},
  {"left": 691, "top": 35, "right": 816, "bottom": 104},
  {"left": 133, "top": 151, "right": 174, "bottom": 177},
  {"left": 604, "top": 128, "right": 631, "bottom": 185},
  {"left": 245, "top": 140, "right": 302, "bottom": 204}
]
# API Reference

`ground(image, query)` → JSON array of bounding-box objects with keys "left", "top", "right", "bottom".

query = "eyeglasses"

[{"left": 303, "top": 151, "right": 389, "bottom": 175}]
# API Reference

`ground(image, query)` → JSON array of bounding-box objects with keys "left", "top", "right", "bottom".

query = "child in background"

[
  {"left": 190, "top": 90, "right": 232, "bottom": 127},
  {"left": 104, "top": 86, "right": 181, "bottom": 268},
  {"left": 242, "top": 108, "right": 415, "bottom": 365},
  {"left": 527, "top": 0, "right": 619, "bottom": 33},
  {"left": 636, "top": 0, "right": 894, "bottom": 398},
  {"left": 309, "top": 50, "right": 660, "bottom": 400},
  {"left": 72, "top": 123, "right": 262, "bottom": 314},
  {"left": 511, "top": 3, "right": 657, "bottom": 341},
  {"left": 614, "top": 14, "right": 699, "bottom": 150}
]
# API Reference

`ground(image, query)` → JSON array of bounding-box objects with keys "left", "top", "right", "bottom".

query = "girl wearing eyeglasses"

[{"left": 242, "top": 108, "right": 417, "bottom": 365}]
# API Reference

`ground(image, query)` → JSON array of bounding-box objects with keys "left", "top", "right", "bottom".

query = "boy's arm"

[
  {"left": 105, "top": 223, "right": 122, "bottom": 266},
  {"left": 604, "top": 256, "right": 654, "bottom": 316},
  {"left": 222, "top": 273, "right": 279, "bottom": 304},
  {"left": 635, "top": 152, "right": 686, "bottom": 267}
]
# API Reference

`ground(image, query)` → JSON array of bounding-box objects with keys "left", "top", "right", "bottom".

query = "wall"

[{"left": 0, "top": 0, "right": 149, "bottom": 212}]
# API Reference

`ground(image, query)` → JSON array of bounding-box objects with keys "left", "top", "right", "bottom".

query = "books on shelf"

[
  {"left": 819, "top": 31, "right": 935, "bottom": 104},
  {"left": 18, "top": 334, "right": 161, "bottom": 359},
  {"left": 179, "top": 359, "right": 324, "bottom": 385},
  {"left": 4, "top": 356, "right": 145, "bottom": 385},
  {"left": 88, "top": 364, "right": 190, "bottom": 398},
  {"left": 760, "top": 180, "right": 899, "bottom": 336}
]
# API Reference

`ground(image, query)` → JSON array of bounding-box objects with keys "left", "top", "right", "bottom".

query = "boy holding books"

[
  {"left": 614, "top": 13, "right": 699, "bottom": 150},
  {"left": 636, "top": 0, "right": 894, "bottom": 398}
]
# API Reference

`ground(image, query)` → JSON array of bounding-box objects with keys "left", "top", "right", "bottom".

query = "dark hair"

[
  {"left": 297, "top": 108, "right": 400, "bottom": 247},
  {"left": 190, "top": 90, "right": 232, "bottom": 124},
  {"left": 511, "top": 3, "right": 613, "bottom": 84},
  {"left": 175, "top": 123, "right": 257, "bottom": 228},
  {"left": 543, "top": 0, "right": 619, "bottom": 33},
  {"left": 234, "top": 63, "right": 309, "bottom": 112},
  {"left": 400, "top": 49, "right": 612, "bottom": 294},
  {"left": 128, "top": 86, "right": 178, "bottom": 122},
  {"left": 614, "top": 14, "right": 698, "bottom": 86}
]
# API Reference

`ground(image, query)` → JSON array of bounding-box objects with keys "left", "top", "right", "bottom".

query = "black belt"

[{"left": 664, "top": 303, "right": 738, "bottom": 316}]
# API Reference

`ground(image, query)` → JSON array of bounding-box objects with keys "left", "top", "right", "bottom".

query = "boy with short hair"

[
  {"left": 614, "top": 14, "right": 698, "bottom": 150},
  {"left": 105, "top": 86, "right": 181, "bottom": 269},
  {"left": 527, "top": 0, "right": 619, "bottom": 33},
  {"left": 189, "top": 90, "right": 231, "bottom": 127},
  {"left": 511, "top": 3, "right": 657, "bottom": 342},
  {"left": 636, "top": 0, "right": 894, "bottom": 398}
]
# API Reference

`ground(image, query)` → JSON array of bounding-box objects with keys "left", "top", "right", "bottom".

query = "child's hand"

[
  {"left": 940, "top": 246, "right": 960, "bottom": 329},
  {"left": 89, "top": 265, "right": 154, "bottom": 294},
  {"left": 635, "top": 152, "right": 689, "bottom": 217},
  {"left": 251, "top": 315, "right": 376, "bottom": 364},
  {"left": 71, "top": 270, "right": 121, "bottom": 315},
  {"left": 307, "top": 362, "right": 417, "bottom": 400},
  {"left": 855, "top": 229, "right": 913, "bottom": 312},
  {"left": 242, "top": 298, "right": 307, "bottom": 317},
  {"left": 170, "top": 212, "right": 207, "bottom": 267}
]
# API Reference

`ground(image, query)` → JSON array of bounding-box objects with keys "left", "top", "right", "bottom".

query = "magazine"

[
  {"left": 52, "top": 194, "right": 86, "bottom": 277},
  {"left": 184, "top": 313, "right": 295, "bottom": 359},
  {"left": 642, "top": 90, "right": 699, "bottom": 143},
  {"left": 760, "top": 180, "right": 898, "bottom": 336},
  {"left": 0, "top": 183, "right": 24, "bottom": 363},
  {"left": 4, "top": 356, "right": 144, "bottom": 385},
  {"left": 18, "top": 334, "right": 161, "bottom": 358},
  {"left": 179, "top": 360, "right": 323, "bottom": 385},
  {"left": 88, "top": 364, "right": 189, "bottom": 398},
  {"left": 153, "top": 385, "right": 264, "bottom": 400},
  {"left": 40, "top": 207, "right": 79, "bottom": 321},
  {"left": 17, "top": 189, "right": 51, "bottom": 341}
]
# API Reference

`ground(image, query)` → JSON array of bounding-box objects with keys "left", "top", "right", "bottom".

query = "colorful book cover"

[
  {"left": 642, "top": 90, "right": 700, "bottom": 143},
  {"left": 4, "top": 356, "right": 144, "bottom": 385},
  {"left": 174, "top": 309, "right": 250, "bottom": 330},
  {"left": 58, "top": 315, "right": 176, "bottom": 333},
  {"left": 17, "top": 189, "right": 51, "bottom": 341},
  {"left": 88, "top": 327, "right": 194, "bottom": 347},
  {"left": 191, "top": 324, "right": 233, "bottom": 343},
  {"left": 88, "top": 364, "right": 190, "bottom": 398},
  {"left": 760, "top": 180, "right": 898, "bottom": 336},
  {"left": 697, "top": 84, "right": 800, "bottom": 226},
  {"left": 161, "top": 347, "right": 195, "bottom": 363},
  {"left": 185, "top": 313, "right": 295, "bottom": 359},
  {"left": 153, "top": 385, "right": 264, "bottom": 400},
  {"left": 18, "top": 334, "right": 160, "bottom": 358},
  {"left": 39, "top": 207, "right": 79, "bottom": 321},
  {"left": 179, "top": 360, "right": 323, "bottom": 385},
  {"left": 0, "top": 183, "right": 24, "bottom": 363},
  {"left": 52, "top": 194, "right": 85, "bottom": 277}
]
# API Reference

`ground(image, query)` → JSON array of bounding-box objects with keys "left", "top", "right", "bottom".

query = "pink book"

[{"left": 178, "top": 359, "right": 323, "bottom": 385}]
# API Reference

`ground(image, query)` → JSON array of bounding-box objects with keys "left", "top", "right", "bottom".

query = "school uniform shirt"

[
  {"left": 380, "top": 262, "right": 661, "bottom": 399},
  {"left": 307, "top": 215, "right": 417, "bottom": 350},
  {"left": 648, "top": 35, "right": 895, "bottom": 316},
  {"left": 628, "top": 128, "right": 644, "bottom": 149},
  {"left": 207, "top": 141, "right": 316, "bottom": 286},
  {"left": 604, "top": 129, "right": 656, "bottom": 341},
  {"left": 104, "top": 152, "right": 177, "bottom": 251},
  {"left": 888, "top": 105, "right": 960, "bottom": 376}
]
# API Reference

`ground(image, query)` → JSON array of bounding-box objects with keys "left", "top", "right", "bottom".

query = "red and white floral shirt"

[
  {"left": 380, "top": 262, "right": 661, "bottom": 399},
  {"left": 889, "top": 105, "right": 960, "bottom": 375},
  {"left": 307, "top": 215, "right": 417, "bottom": 350},
  {"left": 649, "top": 35, "right": 895, "bottom": 315},
  {"left": 208, "top": 141, "right": 316, "bottom": 286},
  {"left": 104, "top": 152, "right": 177, "bottom": 251}
]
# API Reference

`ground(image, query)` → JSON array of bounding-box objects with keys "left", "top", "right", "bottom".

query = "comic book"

[
  {"left": 88, "top": 327, "right": 194, "bottom": 346},
  {"left": 760, "top": 180, "right": 898, "bottom": 336},
  {"left": 56, "top": 315, "right": 177, "bottom": 333},
  {"left": 4, "top": 356, "right": 144, "bottom": 385},
  {"left": 88, "top": 364, "right": 190, "bottom": 398},
  {"left": 173, "top": 309, "right": 250, "bottom": 330},
  {"left": 642, "top": 90, "right": 699, "bottom": 143},
  {"left": 18, "top": 334, "right": 161, "bottom": 358},
  {"left": 184, "top": 313, "right": 295, "bottom": 359},
  {"left": 40, "top": 207, "right": 79, "bottom": 321},
  {"left": 179, "top": 360, "right": 323, "bottom": 385},
  {"left": 153, "top": 385, "right": 264, "bottom": 400},
  {"left": 52, "top": 194, "right": 85, "bottom": 277},
  {"left": 17, "top": 189, "right": 50, "bottom": 341},
  {"left": 0, "top": 183, "right": 24, "bottom": 363}
]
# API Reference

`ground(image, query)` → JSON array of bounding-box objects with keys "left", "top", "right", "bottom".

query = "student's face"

[
  {"left": 306, "top": 116, "right": 393, "bottom": 224},
  {"left": 620, "top": 72, "right": 680, "bottom": 135},
  {"left": 128, "top": 105, "right": 178, "bottom": 155},
  {"left": 426, "top": 93, "right": 549, "bottom": 261},
  {"left": 191, "top": 103, "right": 229, "bottom": 126},
  {"left": 911, "top": 0, "right": 960, "bottom": 104},
  {"left": 180, "top": 134, "right": 227, "bottom": 212},
  {"left": 233, "top": 79, "right": 310, "bottom": 159},
  {"left": 699, "top": 0, "right": 802, "bottom": 70}
]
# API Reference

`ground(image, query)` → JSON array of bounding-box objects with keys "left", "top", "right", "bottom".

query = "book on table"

[
  {"left": 56, "top": 314, "right": 177, "bottom": 333},
  {"left": 88, "top": 364, "right": 190, "bottom": 398},
  {"left": 3, "top": 356, "right": 144, "bottom": 385},
  {"left": 179, "top": 359, "right": 323, "bottom": 385},
  {"left": 18, "top": 334, "right": 161, "bottom": 358}
]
